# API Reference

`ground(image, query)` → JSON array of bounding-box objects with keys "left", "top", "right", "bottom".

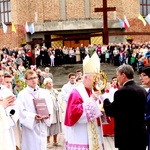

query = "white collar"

[{"left": 26, "top": 85, "right": 39, "bottom": 92}]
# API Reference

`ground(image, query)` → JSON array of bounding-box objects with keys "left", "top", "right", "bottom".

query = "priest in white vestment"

[
  {"left": 0, "top": 85, "right": 19, "bottom": 150},
  {"left": 3, "top": 73, "right": 22, "bottom": 150},
  {"left": 61, "top": 72, "right": 76, "bottom": 103},
  {"left": 17, "top": 70, "right": 53, "bottom": 150},
  {"left": 64, "top": 52, "right": 103, "bottom": 150}
]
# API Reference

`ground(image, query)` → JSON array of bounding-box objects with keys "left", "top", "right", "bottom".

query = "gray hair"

[
  {"left": 43, "top": 77, "right": 53, "bottom": 85},
  {"left": 45, "top": 67, "right": 49, "bottom": 71},
  {"left": 36, "top": 69, "right": 41, "bottom": 73},
  {"left": 116, "top": 64, "right": 134, "bottom": 79}
]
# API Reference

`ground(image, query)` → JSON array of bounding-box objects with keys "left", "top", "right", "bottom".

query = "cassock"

[
  {"left": 17, "top": 86, "right": 53, "bottom": 150},
  {"left": 61, "top": 82, "right": 76, "bottom": 102},
  {"left": 64, "top": 83, "right": 102, "bottom": 150},
  {"left": 0, "top": 85, "right": 19, "bottom": 150}
]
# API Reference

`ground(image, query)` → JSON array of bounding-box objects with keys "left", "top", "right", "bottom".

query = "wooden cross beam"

[{"left": 94, "top": 0, "right": 116, "bottom": 45}]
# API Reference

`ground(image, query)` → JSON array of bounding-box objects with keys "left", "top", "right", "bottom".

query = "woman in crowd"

[
  {"left": 43, "top": 78, "right": 63, "bottom": 147},
  {"left": 18, "top": 62, "right": 26, "bottom": 73},
  {"left": 140, "top": 66, "right": 150, "bottom": 150},
  {"left": 44, "top": 67, "right": 53, "bottom": 79},
  {"left": 75, "top": 47, "right": 81, "bottom": 63}
]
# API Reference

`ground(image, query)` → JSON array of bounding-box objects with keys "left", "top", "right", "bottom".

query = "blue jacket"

[{"left": 145, "top": 51, "right": 150, "bottom": 58}]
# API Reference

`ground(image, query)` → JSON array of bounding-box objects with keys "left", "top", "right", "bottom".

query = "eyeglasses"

[
  {"left": 26, "top": 77, "right": 38, "bottom": 80},
  {"left": 140, "top": 74, "right": 148, "bottom": 78}
]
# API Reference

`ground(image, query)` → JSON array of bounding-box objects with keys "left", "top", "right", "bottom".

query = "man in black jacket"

[
  {"left": 79, "top": 43, "right": 86, "bottom": 63},
  {"left": 104, "top": 64, "right": 147, "bottom": 150}
]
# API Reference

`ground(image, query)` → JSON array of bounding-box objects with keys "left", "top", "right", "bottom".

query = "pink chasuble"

[
  {"left": 64, "top": 83, "right": 101, "bottom": 150},
  {"left": 64, "top": 88, "right": 91, "bottom": 126}
]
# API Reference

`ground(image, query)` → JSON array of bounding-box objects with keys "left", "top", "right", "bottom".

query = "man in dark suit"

[
  {"left": 79, "top": 43, "right": 86, "bottom": 63},
  {"left": 103, "top": 64, "right": 147, "bottom": 150}
]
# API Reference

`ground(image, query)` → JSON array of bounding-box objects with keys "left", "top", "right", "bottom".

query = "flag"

[
  {"left": 2, "top": 22, "right": 8, "bottom": 33},
  {"left": 24, "top": 22, "right": 29, "bottom": 34},
  {"left": 138, "top": 14, "right": 146, "bottom": 26},
  {"left": 34, "top": 12, "right": 38, "bottom": 23},
  {"left": 123, "top": 15, "right": 130, "bottom": 29},
  {"left": 118, "top": 18, "right": 124, "bottom": 29},
  {"left": 12, "top": 22, "right": 16, "bottom": 33},
  {"left": 29, "top": 23, "right": 34, "bottom": 34},
  {"left": 145, "top": 14, "right": 150, "bottom": 25}
]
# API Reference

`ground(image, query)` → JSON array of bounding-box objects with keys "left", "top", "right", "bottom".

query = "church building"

[{"left": 0, "top": 0, "right": 150, "bottom": 48}]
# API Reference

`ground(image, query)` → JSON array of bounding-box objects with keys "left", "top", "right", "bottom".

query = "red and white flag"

[
  {"left": 123, "top": 15, "right": 130, "bottom": 29},
  {"left": 24, "top": 22, "right": 29, "bottom": 34}
]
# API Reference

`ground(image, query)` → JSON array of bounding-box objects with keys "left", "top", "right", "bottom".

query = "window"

[
  {"left": 140, "top": 0, "right": 150, "bottom": 16},
  {"left": 0, "top": 0, "right": 11, "bottom": 24}
]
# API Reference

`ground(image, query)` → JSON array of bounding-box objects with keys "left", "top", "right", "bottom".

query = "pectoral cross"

[{"left": 94, "top": 0, "right": 116, "bottom": 45}]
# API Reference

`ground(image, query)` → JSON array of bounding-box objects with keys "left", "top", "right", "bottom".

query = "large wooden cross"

[{"left": 95, "top": 0, "right": 116, "bottom": 45}]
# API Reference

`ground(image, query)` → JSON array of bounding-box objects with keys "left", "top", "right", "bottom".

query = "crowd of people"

[
  {"left": 34, "top": 42, "right": 150, "bottom": 72},
  {"left": 0, "top": 42, "right": 150, "bottom": 150},
  {"left": 1, "top": 41, "right": 150, "bottom": 74}
]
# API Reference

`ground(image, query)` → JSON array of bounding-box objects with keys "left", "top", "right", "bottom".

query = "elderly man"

[
  {"left": 64, "top": 52, "right": 103, "bottom": 150},
  {"left": 104, "top": 64, "right": 147, "bottom": 150},
  {"left": 36, "top": 69, "right": 44, "bottom": 86}
]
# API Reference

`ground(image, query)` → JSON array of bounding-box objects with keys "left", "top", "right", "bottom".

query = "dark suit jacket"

[{"left": 104, "top": 80, "right": 147, "bottom": 149}]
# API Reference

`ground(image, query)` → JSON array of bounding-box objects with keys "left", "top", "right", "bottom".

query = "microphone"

[
  {"left": 10, "top": 109, "right": 15, "bottom": 116},
  {"left": 9, "top": 109, "right": 15, "bottom": 124}
]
